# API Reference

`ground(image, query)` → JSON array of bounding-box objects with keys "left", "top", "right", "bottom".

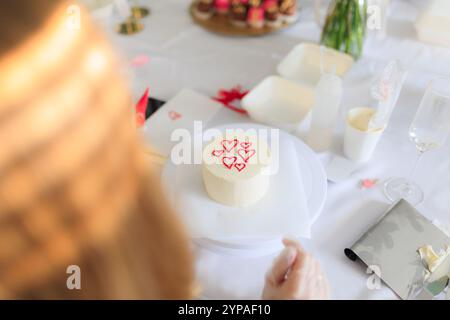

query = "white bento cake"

[{"left": 202, "top": 131, "right": 272, "bottom": 207}]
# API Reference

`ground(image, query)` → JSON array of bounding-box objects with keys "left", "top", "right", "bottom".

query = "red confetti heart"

[
  {"left": 234, "top": 163, "right": 246, "bottom": 172},
  {"left": 222, "top": 156, "right": 237, "bottom": 169},
  {"left": 168, "top": 111, "right": 182, "bottom": 121},
  {"left": 130, "top": 54, "right": 150, "bottom": 67},
  {"left": 237, "top": 149, "right": 256, "bottom": 163},
  {"left": 360, "top": 179, "right": 379, "bottom": 189},
  {"left": 212, "top": 150, "right": 224, "bottom": 157},
  {"left": 221, "top": 139, "right": 238, "bottom": 152}
]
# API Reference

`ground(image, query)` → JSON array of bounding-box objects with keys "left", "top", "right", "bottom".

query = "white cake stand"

[{"left": 161, "top": 123, "right": 327, "bottom": 255}]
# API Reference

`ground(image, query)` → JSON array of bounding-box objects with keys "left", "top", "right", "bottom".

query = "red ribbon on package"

[
  {"left": 135, "top": 87, "right": 149, "bottom": 128},
  {"left": 212, "top": 86, "right": 249, "bottom": 115}
]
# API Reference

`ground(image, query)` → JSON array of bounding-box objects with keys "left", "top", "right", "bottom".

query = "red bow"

[{"left": 212, "top": 86, "right": 249, "bottom": 115}]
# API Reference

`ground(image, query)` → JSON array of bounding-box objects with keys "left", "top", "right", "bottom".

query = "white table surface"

[{"left": 97, "top": 0, "right": 450, "bottom": 299}]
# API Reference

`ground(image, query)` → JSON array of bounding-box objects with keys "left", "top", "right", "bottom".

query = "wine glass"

[{"left": 384, "top": 77, "right": 450, "bottom": 206}]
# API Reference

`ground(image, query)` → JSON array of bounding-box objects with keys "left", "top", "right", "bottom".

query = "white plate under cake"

[{"left": 161, "top": 123, "right": 327, "bottom": 250}]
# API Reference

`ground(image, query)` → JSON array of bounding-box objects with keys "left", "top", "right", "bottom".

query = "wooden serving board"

[{"left": 189, "top": 4, "right": 297, "bottom": 37}]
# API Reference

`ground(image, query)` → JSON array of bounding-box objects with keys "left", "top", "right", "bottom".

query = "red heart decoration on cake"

[
  {"left": 240, "top": 142, "right": 252, "bottom": 149},
  {"left": 212, "top": 150, "right": 224, "bottom": 157},
  {"left": 221, "top": 139, "right": 238, "bottom": 152},
  {"left": 234, "top": 163, "right": 246, "bottom": 172},
  {"left": 237, "top": 149, "right": 256, "bottom": 163},
  {"left": 222, "top": 156, "right": 237, "bottom": 169}
]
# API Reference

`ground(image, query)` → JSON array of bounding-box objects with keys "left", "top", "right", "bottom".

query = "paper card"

[
  {"left": 345, "top": 200, "right": 450, "bottom": 300},
  {"left": 140, "top": 89, "right": 222, "bottom": 157}
]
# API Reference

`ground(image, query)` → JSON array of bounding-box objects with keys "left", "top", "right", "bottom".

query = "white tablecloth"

[{"left": 98, "top": 0, "right": 450, "bottom": 299}]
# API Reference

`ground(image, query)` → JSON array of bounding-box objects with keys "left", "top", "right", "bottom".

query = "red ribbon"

[
  {"left": 135, "top": 87, "right": 149, "bottom": 128},
  {"left": 212, "top": 86, "right": 249, "bottom": 115}
]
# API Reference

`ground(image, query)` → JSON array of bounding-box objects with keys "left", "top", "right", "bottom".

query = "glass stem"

[{"left": 407, "top": 151, "right": 423, "bottom": 184}]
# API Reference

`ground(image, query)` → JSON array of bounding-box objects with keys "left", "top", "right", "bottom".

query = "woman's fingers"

[
  {"left": 283, "top": 250, "right": 330, "bottom": 300},
  {"left": 282, "top": 237, "right": 304, "bottom": 253},
  {"left": 283, "top": 250, "right": 312, "bottom": 291},
  {"left": 265, "top": 246, "right": 297, "bottom": 286},
  {"left": 263, "top": 237, "right": 331, "bottom": 300}
]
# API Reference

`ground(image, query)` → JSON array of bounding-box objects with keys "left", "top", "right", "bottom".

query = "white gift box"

[
  {"left": 415, "top": 0, "right": 450, "bottom": 48},
  {"left": 242, "top": 43, "right": 352, "bottom": 134},
  {"left": 277, "top": 42, "right": 354, "bottom": 87},
  {"left": 241, "top": 76, "right": 314, "bottom": 133}
]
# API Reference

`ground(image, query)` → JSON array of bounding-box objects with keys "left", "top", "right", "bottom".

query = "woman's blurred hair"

[{"left": 0, "top": 0, "right": 194, "bottom": 299}]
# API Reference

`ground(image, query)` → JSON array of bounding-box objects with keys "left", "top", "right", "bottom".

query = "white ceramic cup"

[{"left": 343, "top": 107, "right": 385, "bottom": 163}]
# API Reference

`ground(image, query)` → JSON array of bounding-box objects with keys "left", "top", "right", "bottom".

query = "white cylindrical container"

[
  {"left": 307, "top": 72, "right": 343, "bottom": 152},
  {"left": 344, "top": 107, "right": 386, "bottom": 163}
]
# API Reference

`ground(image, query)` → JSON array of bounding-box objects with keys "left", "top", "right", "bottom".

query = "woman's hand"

[{"left": 262, "top": 238, "right": 330, "bottom": 300}]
